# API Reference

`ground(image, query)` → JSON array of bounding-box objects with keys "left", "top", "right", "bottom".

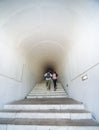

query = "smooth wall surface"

[
  {"left": 63, "top": 3, "right": 99, "bottom": 121},
  {"left": 0, "top": 43, "right": 36, "bottom": 108}
]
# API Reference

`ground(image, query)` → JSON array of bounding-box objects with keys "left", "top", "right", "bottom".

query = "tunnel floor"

[{"left": 26, "top": 81, "right": 68, "bottom": 99}]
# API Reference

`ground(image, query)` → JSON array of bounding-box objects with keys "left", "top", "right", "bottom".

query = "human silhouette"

[{"left": 44, "top": 71, "right": 52, "bottom": 90}]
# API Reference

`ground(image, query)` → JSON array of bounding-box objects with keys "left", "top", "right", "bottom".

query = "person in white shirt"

[{"left": 44, "top": 71, "right": 52, "bottom": 90}]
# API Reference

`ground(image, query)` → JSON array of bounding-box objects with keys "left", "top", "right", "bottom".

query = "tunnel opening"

[{"left": 43, "top": 65, "right": 55, "bottom": 74}]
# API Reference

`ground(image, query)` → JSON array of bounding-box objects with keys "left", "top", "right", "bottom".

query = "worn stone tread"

[
  {"left": 8, "top": 98, "right": 82, "bottom": 105},
  {"left": 0, "top": 109, "right": 90, "bottom": 113},
  {"left": 0, "top": 118, "right": 98, "bottom": 126}
]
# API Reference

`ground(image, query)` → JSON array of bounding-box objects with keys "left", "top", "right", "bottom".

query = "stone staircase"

[
  {"left": 0, "top": 82, "right": 99, "bottom": 130},
  {"left": 26, "top": 82, "right": 68, "bottom": 98}
]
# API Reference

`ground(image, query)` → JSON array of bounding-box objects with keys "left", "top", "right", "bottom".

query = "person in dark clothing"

[{"left": 52, "top": 71, "right": 58, "bottom": 91}]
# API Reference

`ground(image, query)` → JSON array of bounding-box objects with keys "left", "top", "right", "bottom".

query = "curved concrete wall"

[{"left": 0, "top": 0, "right": 99, "bottom": 121}]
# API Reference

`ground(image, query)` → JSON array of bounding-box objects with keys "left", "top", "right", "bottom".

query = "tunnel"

[{"left": 0, "top": 0, "right": 99, "bottom": 122}]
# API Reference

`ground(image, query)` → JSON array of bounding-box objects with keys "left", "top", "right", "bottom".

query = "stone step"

[
  {"left": 4, "top": 98, "right": 85, "bottom": 110},
  {"left": 32, "top": 85, "right": 64, "bottom": 87},
  {"left": 29, "top": 91, "right": 66, "bottom": 93},
  {"left": 28, "top": 93, "right": 67, "bottom": 96},
  {"left": 0, "top": 110, "right": 92, "bottom": 119},
  {"left": 0, "top": 79, "right": 99, "bottom": 130},
  {"left": 36, "top": 87, "right": 64, "bottom": 89},
  {"left": 27, "top": 94, "right": 67, "bottom": 96},
  {"left": 28, "top": 92, "right": 66, "bottom": 94},
  {"left": 30, "top": 89, "right": 65, "bottom": 91},
  {"left": 28, "top": 94, "right": 67, "bottom": 97},
  {"left": 1, "top": 96, "right": 99, "bottom": 130},
  {"left": 30, "top": 89, "right": 65, "bottom": 93},
  {"left": 4, "top": 104, "right": 84, "bottom": 110},
  {"left": 30, "top": 91, "right": 65, "bottom": 94},
  {"left": 28, "top": 91, "right": 66, "bottom": 93},
  {"left": 28, "top": 93, "right": 66, "bottom": 96},
  {"left": 32, "top": 84, "right": 64, "bottom": 89},
  {"left": 32, "top": 91, "right": 66, "bottom": 93},
  {"left": 28, "top": 82, "right": 67, "bottom": 98},
  {"left": 31, "top": 90, "right": 65, "bottom": 93},
  {"left": 27, "top": 95, "right": 68, "bottom": 98},
  {"left": 29, "top": 91, "right": 65, "bottom": 94},
  {"left": 0, "top": 119, "right": 99, "bottom": 130},
  {"left": 27, "top": 82, "right": 67, "bottom": 99},
  {"left": 31, "top": 88, "right": 64, "bottom": 92},
  {"left": 33, "top": 85, "right": 64, "bottom": 87}
]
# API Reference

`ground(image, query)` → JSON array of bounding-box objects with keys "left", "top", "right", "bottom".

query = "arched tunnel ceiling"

[
  {"left": 0, "top": 0, "right": 98, "bottom": 76},
  {"left": 0, "top": 0, "right": 75, "bottom": 69},
  {"left": 0, "top": 0, "right": 98, "bottom": 46}
]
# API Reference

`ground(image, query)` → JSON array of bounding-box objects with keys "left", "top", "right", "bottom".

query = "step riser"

[
  {"left": 27, "top": 96, "right": 68, "bottom": 99},
  {"left": 27, "top": 83, "right": 67, "bottom": 98},
  {"left": 31, "top": 91, "right": 64, "bottom": 93},
  {"left": 28, "top": 95, "right": 67, "bottom": 96},
  {"left": 4, "top": 104, "right": 84, "bottom": 110},
  {"left": 32, "top": 90, "right": 65, "bottom": 91},
  {"left": 30, "top": 90, "right": 65, "bottom": 92},
  {"left": 28, "top": 94, "right": 66, "bottom": 96},
  {"left": 31, "top": 91, "right": 65, "bottom": 93},
  {"left": 0, "top": 125, "right": 99, "bottom": 130},
  {"left": 32, "top": 88, "right": 64, "bottom": 90},
  {"left": 28, "top": 93, "right": 67, "bottom": 95},
  {"left": 29, "top": 92, "right": 66, "bottom": 94},
  {"left": 30, "top": 92, "right": 65, "bottom": 94},
  {"left": 0, "top": 112, "right": 92, "bottom": 119},
  {"left": 27, "top": 95, "right": 67, "bottom": 97}
]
